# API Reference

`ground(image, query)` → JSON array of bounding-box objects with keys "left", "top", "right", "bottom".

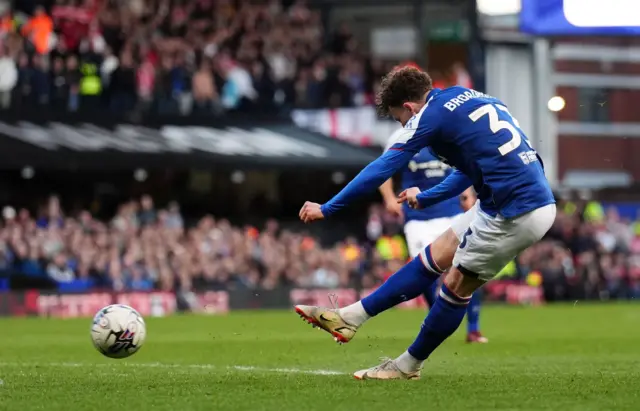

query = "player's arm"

[
  {"left": 300, "top": 142, "right": 421, "bottom": 223},
  {"left": 299, "top": 109, "right": 439, "bottom": 223},
  {"left": 400, "top": 169, "right": 471, "bottom": 209},
  {"left": 320, "top": 149, "right": 416, "bottom": 217},
  {"left": 379, "top": 179, "right": 403, "bottom": 218},
  {"left": 416, "top": 169, "right": 471, "bottom": 207},
  {"left": 459, "top": 187, "right": 477, "bottom": 212},
  {"left": 377, "top": 129, "right": 407, "bottom": 218}
]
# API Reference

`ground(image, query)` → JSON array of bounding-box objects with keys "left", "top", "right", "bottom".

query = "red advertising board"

[
  {"left": 289, "top": 288, "right": 359, "bottom": 307},
  {"left": 34, "top": 291, "right": 177, "bottom": 318}
]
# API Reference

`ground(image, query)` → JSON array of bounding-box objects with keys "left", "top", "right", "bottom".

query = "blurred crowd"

[
  {"left": 523, "top": 200, "right": 640, "bottom": 301},
  {"left": 0, "top": 195, "right": 367, "bottom": 292},
  {"left": 2, "top": 192, "right": 640, "bottom": 303},
  {"left": 0, "top": 0, "right": 401, "bottom": 115},
  {"left": 365, "top": 197, "right": 640, "bottom": 301}
]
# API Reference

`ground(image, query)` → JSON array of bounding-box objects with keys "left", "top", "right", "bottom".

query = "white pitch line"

[{"left": 0, "top": 362, "right": 345, "bottom": 376}]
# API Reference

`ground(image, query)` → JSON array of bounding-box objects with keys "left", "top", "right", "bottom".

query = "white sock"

[
  {"left": 338, "top": 301, "right": 370, "bottom": 327},
  {"left": 395, "top": 351, "right": 424, "bottom": 374}
]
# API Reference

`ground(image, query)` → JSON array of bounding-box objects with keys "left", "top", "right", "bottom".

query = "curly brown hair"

[{"left": 375, "top": 67, "right": 433, "bottom": 117}]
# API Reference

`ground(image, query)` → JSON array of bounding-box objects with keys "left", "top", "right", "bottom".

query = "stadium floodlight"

[
  {"left": 231, "top": 170, "right": 245, "bottom": 184},
  {"left": 21, "top": 166, "right": 34, "bottom": 180},
  {"left": 134, "top": 168, "right": 148, "bottom": 182},
  {"left": 547, "top": 96, "right": 566, "bottom": 112},
  {"left": 477, "top": 0, "right": 521, "bottom": 16},
  {"left": 331, "top": 171, "right": 345, "bottom": 185}
]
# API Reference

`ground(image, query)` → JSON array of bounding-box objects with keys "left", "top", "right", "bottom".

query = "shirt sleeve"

[
  {"left": 320, "top": 105, "right": 440, "bottom": 217},
  {"left": 386, "top": 105, "right": 439, "bottom": 152},
  {"left": 415, "top": 169, "right": 472, "bottom": 208},
  {"left": 383, "top": 127, "right": 406, "bottom": 153},
  {"left": 320, "top": 148, "right": 415, "bottom": 217}
]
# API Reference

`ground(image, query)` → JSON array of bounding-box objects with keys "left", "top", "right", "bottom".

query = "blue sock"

[
  {"left": 423, "top": 280, "right": 439, "bottom": 308},
  {"left": 407, "top": 284, "right": 470, "bottom": 361},
  {"left": 361, "top": 246, "right": 442, "bottom": 317},
  {"left": 466, "top": 291, "right": 481, "bottom": 333}
]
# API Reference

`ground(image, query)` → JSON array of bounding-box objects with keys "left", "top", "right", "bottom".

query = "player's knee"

[
  {"left": 429, "top": 228, "right": 460, "bottom": 271},
  {"left": 443, "top": 267, "right": 485, "bottom": 298}
]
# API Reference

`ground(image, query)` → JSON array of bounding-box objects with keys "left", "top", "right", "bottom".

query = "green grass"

[{"left": 1, "top": 303, "right": 639, "bottom": 410}]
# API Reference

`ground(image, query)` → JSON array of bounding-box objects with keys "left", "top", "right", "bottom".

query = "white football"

[{"left": 90, "top": 304, "right": 147, "bottom": 359}]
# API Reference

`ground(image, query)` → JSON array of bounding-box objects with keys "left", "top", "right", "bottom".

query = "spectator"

[
  {"left": 192, "top": 58, "right": 217, "bottom": 114},
  {"left": 100, "top": 47, "right": 119, "bottom": 89},
  {"left": 47, "top": 253, "right": 75, "bottom": 283},
  {"left": 65, "top": 55, "right": 81, "bottom": 111},
  {"left": 15, "top": 52, "right": 32, "bottom": 107},
  {"left": 251, "top": 61, "right": 275, "bottom": 110},
  {"left": 37, "top": 195, "right": 63, "bottom": 229},
  {"left": 79, "top": 41, "right": 103, "bottom": 109},
  {"left": 50, "top": 56, "right": 68, "bottom": 108},
  {"left": 136, "top": 57, "right": 155, "bottom": 111},
  {"left": 330, "top": 21, "right": 355, "bottom": 56},
  {"left": 21, "top": 242, "right": 43, "bottom": 277},
  {"left": 109, "top": 51, "right": 136, "bottom": 113},
  {"left": 52, "top": 0, "right": 95, "bottom": 52},
  {"left": 21, "top": 6, "right": 54, "bottom": 55},
  {"left": 0, "top": 43, "right": 17, "bottom": 109},
  {"left": 31, "top": 54, "right": 50, "bottom": 105},
  {"left": 138, "top": 195, "right": 157, "bottom": 227},
  {"left": 218, "top": 55, "right": 257, "bottom": 111},
  {"left": 164, "top": 201, "right": 184, "bottom": 230},
  {"left": 0, "top": 9, "right": 14, "bottom": 40},
  {"left": 155, "top": 54, "right": 179, "bottom": 114},
  {"left": 170, "top": 52, "right": 191, "bottom": 114}
]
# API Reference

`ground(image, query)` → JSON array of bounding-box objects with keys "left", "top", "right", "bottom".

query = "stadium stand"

[
  {"left": 0, "top": 0, "right": 394, "bottom": 114},
  {"left": 0, "top": 0, "right": 638, "bottom": 304},
  {"left": 0, "top": 192, "right": 638, "bottom": 302}
]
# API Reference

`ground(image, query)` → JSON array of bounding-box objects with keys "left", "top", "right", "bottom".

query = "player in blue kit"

[
  {"left": 379, "top": 144, "right": 487, "bottom": 344},
  {"left": 295, "top": 66, "right": 556, "bottom": 380}
]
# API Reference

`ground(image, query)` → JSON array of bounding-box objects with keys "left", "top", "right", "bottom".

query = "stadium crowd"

[
  {"left": 0, "top": 194, "right": 365, "bottom": 292},
  {"left": 367, "top": 199, "right": 640, "bottom": 301},
  {"left": 0, "top": 0, "right": 395, "bottom": 114},
  {"left": 0, "top": 0, "right": 472, "bottom": 115},
  {"left": 1, "top": 193, "right": 639, "bottom": 302},
  {"left": 1, "top": 1, "right": 638, "bottom": 303}
]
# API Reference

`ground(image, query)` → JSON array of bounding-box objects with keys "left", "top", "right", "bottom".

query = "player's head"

[{"left": 376, "top": 66, "right": 433, "bottom": 127}]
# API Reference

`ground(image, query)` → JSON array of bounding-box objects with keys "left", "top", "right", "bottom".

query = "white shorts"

[
  {"left": 404, "top": 211, "right": 474, "bottom": 258},
  {"left": 453, "top": 203, "right": 557, "bottom": 281}
]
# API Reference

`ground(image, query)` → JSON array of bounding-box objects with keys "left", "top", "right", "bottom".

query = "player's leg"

[
  {"left": 404, "top": 219, "right": 447, "bottom": 308},
  {"left": 295, "top": 204, "right": 478, "bottom": 343},
  {"left": 354, "top": 203, "right": 556, "bottom": 379},
  {"left": 353, "top": 208, "right": 477, "bottom": 320},
  {"left": 294, "top": 229, "right": 458, "bottom": 343},
  {"left": 353, "top": 268, "right": 483, "bottom": 380},
  {"left": 418, "top": 216, "right": 487, "bottom": 342},
  {"left": 295, "top": 225, "right": 466, "bottom": 342},
  {"left": 465, "top": 290, "right": 488, "bottom": 343}
]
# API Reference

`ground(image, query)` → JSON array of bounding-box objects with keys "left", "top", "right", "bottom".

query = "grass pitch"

[{"left": 0, "top": 303, "right": 639, "bottom": 410}]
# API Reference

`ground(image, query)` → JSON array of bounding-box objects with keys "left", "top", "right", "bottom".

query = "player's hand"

[
  {"left": 398, "top": 187, "right": 423, "bottom": 209},
  {"left": 384, "top": 199, "right": 404, "bottom": 219},
  {"left": 460, "top": 188, "right": 476, "bottom": 212},
  {"left": 299, "top": 201, "right": 325, "bottom": 223}
]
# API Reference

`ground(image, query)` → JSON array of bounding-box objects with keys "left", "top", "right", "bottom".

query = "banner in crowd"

[
  {"left": 0, "top": 283, "right": 542, "bottom": 318},
  {"left": 292, "top": 107, "right": 398, "bottom": 148},
  {"left": 520, "top": 0, "right": 640, "bottom": 36},
  {"left": 0, "top": 111, "right": 377, "bottom": 169}
]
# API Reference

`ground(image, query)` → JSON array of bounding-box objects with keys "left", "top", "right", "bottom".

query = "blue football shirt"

[{"left": 321, "top": 86, "right": 555, "bottom": 219}]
